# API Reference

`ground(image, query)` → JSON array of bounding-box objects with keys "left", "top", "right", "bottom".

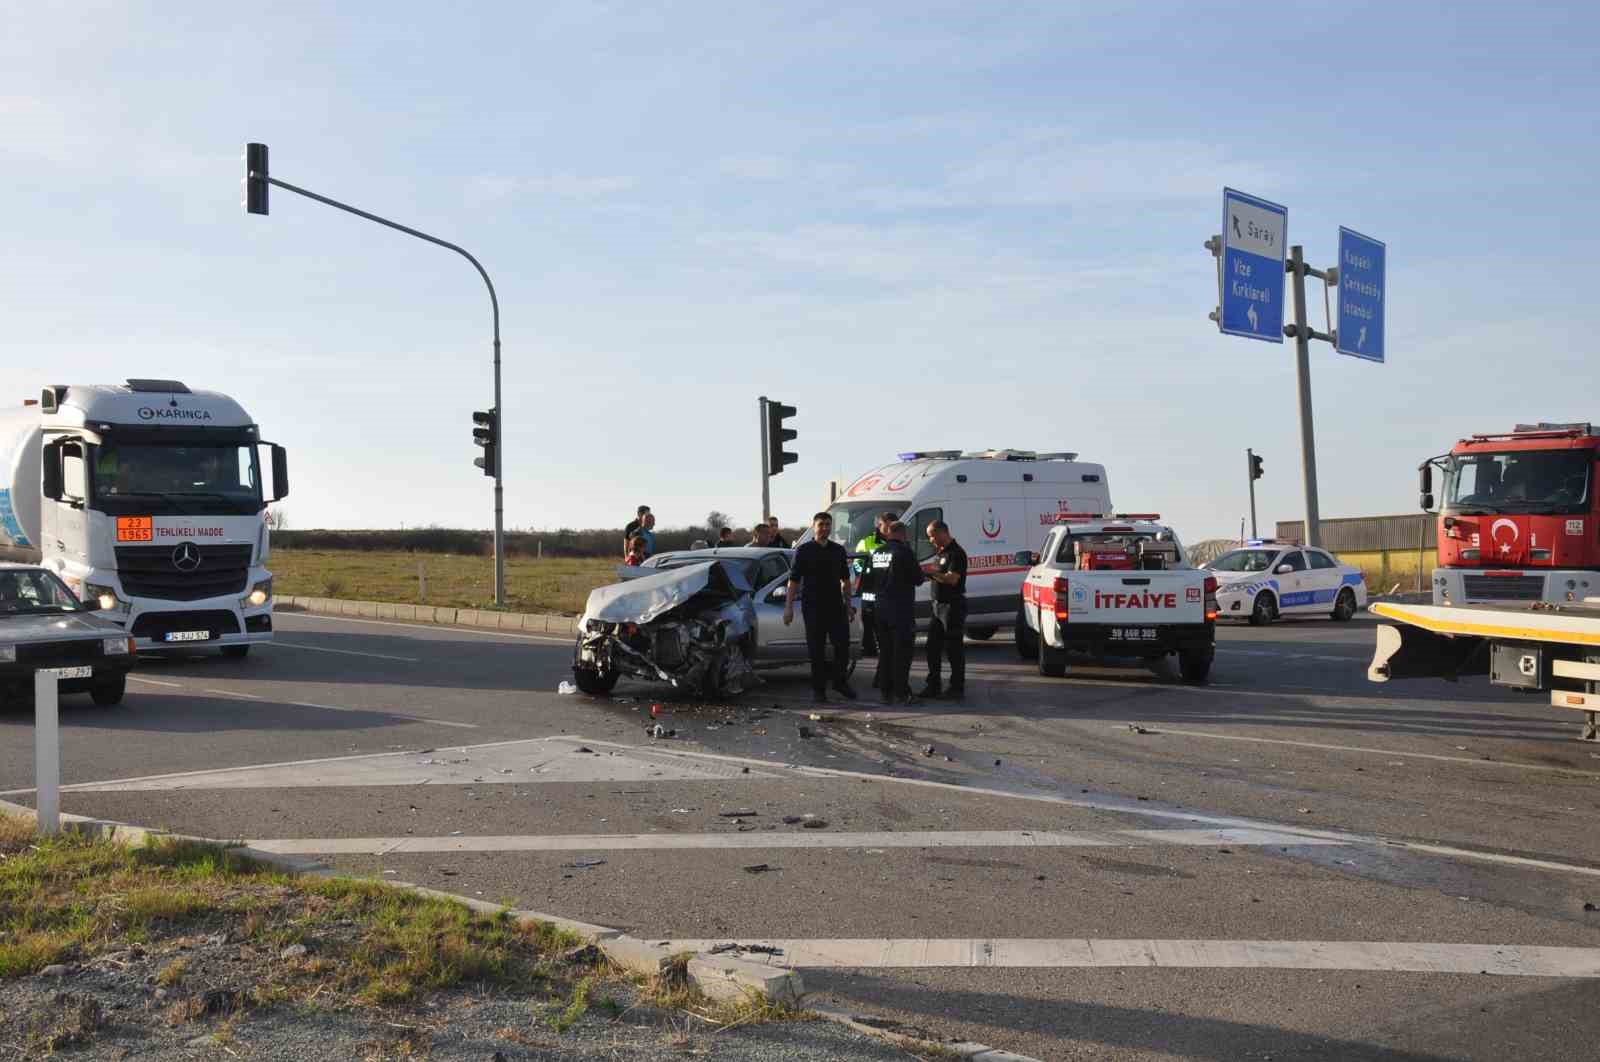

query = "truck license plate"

[
  {"left": 164, "top": 630, "right": 211, "bottom": 643},
  {"left": 45, "top": 666, "right": 93, "bottom": 679},
  {"left": 1110, "top": 628, "right": 1159, "bottom": 641}
]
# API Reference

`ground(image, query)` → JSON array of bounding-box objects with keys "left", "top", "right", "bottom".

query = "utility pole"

[
  {"left": 244, "top": 143, "right": 505, "bottom": 605},
  {"left": 1285, "top": 245, "right": 1330, "bottom": 549},
  {"left": 1246, "top": 448, "right": 1261, "bottom": 539},
  {"left": 758, "top": 396, "right": 771, "bottom": 522}
]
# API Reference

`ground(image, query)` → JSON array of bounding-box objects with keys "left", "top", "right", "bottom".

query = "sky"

[{"left": 2, "top": 1, "right": 1596, "bottom": 540}]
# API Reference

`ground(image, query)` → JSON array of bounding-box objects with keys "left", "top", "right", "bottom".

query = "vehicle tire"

[
  {"left": 1248, "top": 592, "right": 1278, "bottom": 627},
  {"left": 221, "top": 645, "right": 250, "bottom": 659},
  {"left": 1015, "top": 605, "right": 1039, "bottom": 659},
  {"left": 1331, "top": 588, "right": 1357, "bottom": 622},
  {"left": 573, "top": 668, "right": 619, "bottom": 695},
  {"left": 1038, "top": 641, "right": 1068, "bottom": 678},
  {"left": 90, "top": 674, "right": 127, "bottom": 706},
  {"left": 1178, "top": 649, "right": 1213, "bottom": 684},
  {"left": 967, "top": 627, "right": 996, "bottom": 641}
]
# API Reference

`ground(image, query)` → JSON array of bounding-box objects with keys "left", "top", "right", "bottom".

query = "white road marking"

[
  {"left": 129, "top": 677, "right": 186, "bottom": 689},
  {"left": 659, "top": 937, "right": 1600, "bottom": 977},
  {"left": 277, "top": 611, "right": 575, "bottom": 645},
  {"left": 117, "top": 676, "right": 474, "bottom": 735},
  {"left": 263, "top": 641, "right": 420, "bottom": 663},
  {"left": 1217, "top": 648, "right": 1364, "bottom": 663},
  {"left": 245, "top": 826, "right": 1345, "bottom": 856}
]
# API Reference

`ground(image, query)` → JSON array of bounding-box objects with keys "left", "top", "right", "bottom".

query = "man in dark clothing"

[
  {"left": 920, "top": 520, "right": 969, "bottom": 699},
  {"left": 622, "top": 505, "right": 650, "bottom": 554},
  {"left": 767, "top": 516, "right": 790, "bottom": 549},
  {"left": 872, "top": 521, "right": 924, "bottom": 705},
  {"left": 783, "top": 512, "right": 856, "bottom": 702},
  {"left": 852, "top": 510, "right": 896, "bottom": 658},
  {"left": 716, "top": 527, "right": 737, "bottom": 547}
]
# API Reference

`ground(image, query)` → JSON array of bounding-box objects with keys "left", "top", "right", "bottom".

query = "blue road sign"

[
  {"left": 1336, "top": 227, "right": 1385, "bottom": 362},
  {"left": 1218, "top": 188, "right": 1287, "bottom": 344}
]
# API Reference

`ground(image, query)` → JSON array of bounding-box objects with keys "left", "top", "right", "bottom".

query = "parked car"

[
  {"left": 0, "top": 564, "right": 137, "bottom": 706},
  {"left": 572, "top": 547, "right": 860, "bottom": 696},
  {"left": 1203, "top": 544, "right": 1367, "bottom": 624}
]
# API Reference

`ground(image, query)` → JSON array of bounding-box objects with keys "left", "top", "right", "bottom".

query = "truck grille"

[
  {"left": 1461, "top": 574, "right": 1545, "bottom": 601},
  {"left": 115, "top": 544, "right": 252, "bottom": 602},
  {"left": 131, "top": 610, "right": 241, "bottom": 641}
]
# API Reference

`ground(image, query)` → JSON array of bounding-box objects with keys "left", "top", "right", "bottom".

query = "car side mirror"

[
  {"left": 41, "top": 441, "right": 63, "bottom": 500},
  {"left": 1275, "top": 563, "right": 1293, "bottom": 574},
  {"left": 1014, "top": 550, "right": 1037, "bottom": 566},
  {"left": 769, "top": 585, "right": 788, "bottom": 602}
]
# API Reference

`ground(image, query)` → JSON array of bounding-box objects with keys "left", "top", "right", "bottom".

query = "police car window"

[
  {"left": 1280, "top": 550, "right": 1308, "bottom": 572},
  {"left": 911, "top": 508, "right": 942, "bottom": 562},
  {"left": 1308, "top": 550, "right": 1338, "bottom": 570}
]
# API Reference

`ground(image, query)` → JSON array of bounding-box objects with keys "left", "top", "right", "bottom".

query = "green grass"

[{"left": 269, "top": 549, "right": 616, "bottom": 614}]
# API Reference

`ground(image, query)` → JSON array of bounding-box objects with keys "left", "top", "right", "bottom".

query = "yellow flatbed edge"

[{"left": 1372, "top": 601, "right": 1600, "bottom": 647}]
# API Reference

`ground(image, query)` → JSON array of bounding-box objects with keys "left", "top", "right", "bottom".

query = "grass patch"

[{"left": 271, "top": 549, "right": 616, "bottom": 613}]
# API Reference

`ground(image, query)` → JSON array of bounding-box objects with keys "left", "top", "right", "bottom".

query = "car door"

[
  {"left": 1274, "top": 549, "right": 1312, "bottom": 612},
  {"left": 1305, "top": 549, "right": 1342, "bottom": 608},
  {"left": 751, "top": 554, "right": 807, "bottom": 661}
]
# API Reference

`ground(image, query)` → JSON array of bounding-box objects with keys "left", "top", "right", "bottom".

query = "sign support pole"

[
  {"left": 758, "top": 396, "right": 771, "bottom": 523},
  {"left": 1287, "top": 245, "right": 1326, "bottom": 549},
  {"left": 34, "top": 671, "right": 59, "bottom": 836}
]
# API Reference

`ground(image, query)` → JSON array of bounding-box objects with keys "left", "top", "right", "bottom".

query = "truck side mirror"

[
  {"left": 270, "top": 445, "right": 289, "bottom": 501},
  {"left": 1420, "top": 492, "right": 1435, "bottom": 512},
  {"left": 40, "top": 441, "right": 63, "bottom": 500},
  {"left": 1418, "top": 463, "right": 1432, "bottom": 495}
]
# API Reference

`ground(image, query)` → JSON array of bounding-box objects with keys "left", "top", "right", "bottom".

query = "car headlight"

[
  {"left": 243, "top": 578, "right": 273, "bottom": 609},
  {"left": 0, "top": 645, "right": 14, "bottom": 663},
  {"left": 84, "top": 582, "right": 124, "bottom": 611},
  {"left": 102, "top": 637, "right": 132, "bottom": 656}
]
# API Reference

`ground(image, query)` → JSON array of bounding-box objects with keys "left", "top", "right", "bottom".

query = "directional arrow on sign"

[{"left": 1246, "top": 303, "right": 1258, "bottom": 332}]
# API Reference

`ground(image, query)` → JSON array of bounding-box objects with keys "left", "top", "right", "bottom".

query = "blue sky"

[{"left": 3, "top": 1, "right": 1595, "bottom": 540}]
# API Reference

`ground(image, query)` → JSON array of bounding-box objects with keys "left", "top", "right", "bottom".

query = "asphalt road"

[{"left": 5, "top": 607, "right": 1600, "bottom": 1060}]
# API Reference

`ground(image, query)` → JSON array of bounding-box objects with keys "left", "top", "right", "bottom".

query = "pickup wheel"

[
  {"left": 90, "top": 674, "right": 127, "bottom": 706},
  {"left": 1331, "top": 588, "right": 1357, "bottom": 621},
  {"left": 573, "top": 668, "right": 619, "bottom": 695},
  {"left": 1037, "top": 640, "right": 1068, "bottom": 678},
  {"left": 1178, "top": 648, "right": 1213, "bottom": 684},
  {"left": 1248, "top": 592, "right": 1278, "bottom": 626},
  {"left": 1015, "top": 604, "right": 1038, "bottom": 659}
]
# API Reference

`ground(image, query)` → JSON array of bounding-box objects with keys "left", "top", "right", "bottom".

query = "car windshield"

[
  {"left": 92, "top": 443, "right": 263, "bottom": 515},
  {"left": 0, "top": 569, "right": 87, "bottom": 614},
  {"left": 825, "top": 501, "right": 908, "bottom": 549},
  {"left": 1208, "top": 549, "right": 1280, "bottom": 573},
  {"left": 1444, "top": 449, "right": 1592, "bottom": 515}
]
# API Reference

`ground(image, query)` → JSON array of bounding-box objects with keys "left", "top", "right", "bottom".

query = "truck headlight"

[
  {"left": 0, "top": 645, "right": 14, "bottom": 663},
  {"left": 102, "top": 637, "right": 132, "bottom": 656},
  {"left": 243, "top": 578, "right": 273, "bottom": 609},
  {"left": 84, "top": 583, "right": 124, "bottom": 611}
]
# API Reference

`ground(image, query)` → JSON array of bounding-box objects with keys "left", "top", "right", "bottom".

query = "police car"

[{"left": 1203, "top": 541, "right": 1367, "bottom": 625}]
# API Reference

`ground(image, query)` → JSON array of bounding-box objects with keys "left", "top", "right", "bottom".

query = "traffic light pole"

[
  {"left": 758, "top": 396, "right": 771, "bottom": 521},
  {"left": 258, "top": 170, "right": 506, "bottom": 605},
  {"left": 1246, "top": 448, "right": 1258, "bottom": 540}
]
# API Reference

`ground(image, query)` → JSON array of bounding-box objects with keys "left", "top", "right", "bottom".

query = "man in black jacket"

[
  {"left": 783, "top": 512, "right": 856, "bottom": 702},
  {"left": 871, "top": 521, "right": 925, "bottom": 705}
]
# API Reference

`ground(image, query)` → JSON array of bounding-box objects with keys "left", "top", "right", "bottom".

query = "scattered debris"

[
  {"left": 279, "top": 944, "right": 308, "bottom": 961},
  {"left": 1585, "top": 902, "right": 1598, "bottom": 912},
  {"left": 561, "top": 858, "right": 607, "bottom": 869},
  {"left": 782, "top": 816, "right": 804, "bottom": 825},
  {"left": 648, "top": 724, "right": 676, "bottom": 739},
  {"left": 801, "top": 818, "right": 829, "bottom": 829},
  {"left": 720, "top": 809, "right": 757, "bottom": 818},
  {"left": 923, "top": 745, "right": 936, "bottom": 757},
  {"left": 575, "top": 746, "right": 594, "bottom": 754},
  {"left": 1127, "top": 725, "right": 1153, "bottom": 735},
  {"left": 798, "top": 726, "right": 814, "bottom": 739},
  {"left": 38, "top": 964, "right": 69, "bottom": 978},
  {"left": 1298, "top": 808, "right": 1311, "bottom": 814},
  {"left": 556, "top": 681, "right": 578, "bottom": 695},
  {"left": 993, "top": 759, "right": 1002, "bottom": 767},
  {"left": 742, "top": 863, "right": 774, "bottom": 874},
  {"left": 671, "top": 808, "right": 693, "bottom": 814},
  {"left": 438, "top": 868, "right": 459, "bottom": 877},
  {"left": 651, "top": 703, "right": 663, "bottom": 718}
]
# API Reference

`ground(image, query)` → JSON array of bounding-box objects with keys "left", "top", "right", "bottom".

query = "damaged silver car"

[{"left": 571, "top": 547, "right": 858, "bottom": 696}]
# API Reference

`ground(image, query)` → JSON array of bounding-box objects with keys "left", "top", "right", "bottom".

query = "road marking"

[
  {"left": 277, "top": 611, "right": 575, "bottom": 645},
  {"left": 245, "top": 826, "right": 1347, "bottom": 856},
  {"left": 1217, "top": 648, "right": 1364, "bottom": 663},
  {"left": 658, "top": 938, "right": 1600, "bottom": 977},
  {"left": 129, "top": 677, "right": 186, "bottom": 688},
  {"left": 264, "top": 641, "right": 421, "bottom": 663},
  {"left": 120, "top": 676, "right": 475, "bottom": 734}
]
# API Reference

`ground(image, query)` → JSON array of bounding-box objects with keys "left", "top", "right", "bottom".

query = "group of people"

[
  {"left": 621, "top": 504, "right": 791, "bottom": 564},
  {"left": 783, "top": 510, "right": 967, "bottom": 706}
]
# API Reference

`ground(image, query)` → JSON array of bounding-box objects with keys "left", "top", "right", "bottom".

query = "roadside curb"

[{"left": 276, "top": 595, "right": 579, "bottom": 636}]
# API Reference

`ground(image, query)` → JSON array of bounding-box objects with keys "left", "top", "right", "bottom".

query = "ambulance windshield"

[{"left": 825, "top": 501, "right": 908, "bottom": 549}]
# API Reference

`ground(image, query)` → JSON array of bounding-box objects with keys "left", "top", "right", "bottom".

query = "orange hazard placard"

[{"left": 116, "top": 516, "right": 154, "bottom": 542}]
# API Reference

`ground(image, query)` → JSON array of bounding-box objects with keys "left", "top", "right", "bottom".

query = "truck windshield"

[
  {"left": 1444, "top": 449, "right": 1592, "bottom": 515},
  {"left": 0, "top": 569, "right": 86, "bottom": 614},
  {"left": 91, "top": 444, "right": 263, "bottom": 515},
  {"left": 825, "top": 501, "right": 908, "bottom": 549}
]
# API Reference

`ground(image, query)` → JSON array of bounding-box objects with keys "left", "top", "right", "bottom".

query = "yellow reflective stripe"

[{"left": 1371, "top": 603, "right": 1600, "bottom": 646}]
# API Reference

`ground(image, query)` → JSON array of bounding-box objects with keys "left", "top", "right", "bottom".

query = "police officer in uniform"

[
  {"left": 871, "top": 521, "right": 924, "bottom": 705},
  {"left": 852, "top": 510, "right": 895, "bottom": 658},
  {"left": 783, "top": 512, "right": 857, "bottom": 702},
  {"left": 921, "top": 520, "right": 969, "bottom": 700}
]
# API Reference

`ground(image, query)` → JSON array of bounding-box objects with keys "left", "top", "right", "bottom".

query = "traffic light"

[
  {"left": 766, "top": 401, "right": 797, "bottom": 475},
  {"left": 245, "top": 143, "right": 269, "bottom": 215},
  {"left": 1249, "top": 452, "right": 1264, "bottom": 480},
  {"left": 473, "top": 408, "right": 498, "bottom": 477}
]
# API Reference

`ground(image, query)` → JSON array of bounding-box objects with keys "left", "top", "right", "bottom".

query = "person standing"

[
  {"left": 783, "top": 512, "right": 856, "bottom": 702},
  {"left": 623, "top": 505, "right": 650, "bottom": 554},
  {"left": 635, "top": 511, "right": 658, "bottom": 558},
  {"left": 767, "top": 516, "right": 790, "bottom": 549},
  {"left": 872, "top": 521, "right": 924, "bottom": 705},
  {"left": 748, "top": 523, "right": 774, "bottom": 547},
  {"left": 716, "top": 527, "right": 737, "bottom": 547},
  {"left": 853, "top": 510, "right": 896, "bottom": 658},
  {"left": 921, "top": 520, "right": 968, "bottom": 699}
]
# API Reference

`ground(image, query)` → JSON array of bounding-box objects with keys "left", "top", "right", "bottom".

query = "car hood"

[
  {"left": 584, "top": 561, "right": 752, "bottom": 625},
  {"left": 0, "top": 610, "right": 123, "bottom": 642}
]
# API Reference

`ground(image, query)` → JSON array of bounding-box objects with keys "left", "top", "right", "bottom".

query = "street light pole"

[{"left": 249, "top": 157, "right": 505, "bottom": 605}]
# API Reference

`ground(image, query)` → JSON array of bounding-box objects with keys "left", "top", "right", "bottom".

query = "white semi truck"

[{"left": 0, "top": 380, "right": 288, "bottom": 656}]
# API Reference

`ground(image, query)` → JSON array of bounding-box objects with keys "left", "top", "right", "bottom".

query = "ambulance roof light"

[{"left": 897, "top": 450, "right": 962, "bottom": 461}]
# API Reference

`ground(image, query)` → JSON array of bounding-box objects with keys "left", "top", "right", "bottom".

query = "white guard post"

[{"left": 34, "top": 669, "right": 60, "bottom": 835}]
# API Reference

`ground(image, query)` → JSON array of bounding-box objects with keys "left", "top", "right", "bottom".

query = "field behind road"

[{"left": 270, "top": 549, "right": 615, "bottom": 614}]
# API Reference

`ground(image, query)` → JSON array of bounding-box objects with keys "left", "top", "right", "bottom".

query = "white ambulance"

[{"left": 823, "top": 450, "right": 1112, "bottom": 640}]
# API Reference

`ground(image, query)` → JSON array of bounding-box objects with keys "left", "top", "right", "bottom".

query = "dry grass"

[{"left": 270, "top": 549, "right": 616, "bottom": 614}]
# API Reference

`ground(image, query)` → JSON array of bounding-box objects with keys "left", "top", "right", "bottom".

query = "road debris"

[
  {"left": 561, "top": 858, "right": 607, "bottom": 869},
  {"left": 720, "top": 809, "right": 758, "bottom": 818},
  {"left": 923, "top": 745, "right": 936, "bottom": 757},
  {"left": 801, "top": 818, "right": 829, "bottom": 829},
  {"left": 648, "top": 724, "right": 676, "bottom": 739},
  {"left": 1127, "top": 724, "right": 1154, "bottom": 735},
  {"left": 742, "top": 863, "right": 774, "bottom": 874},
  {"left": 556, "top": 681, "right": 578, "bottom": 695},
  {"left": 798, "top": 726, "right": 814, "bottom": 739}
]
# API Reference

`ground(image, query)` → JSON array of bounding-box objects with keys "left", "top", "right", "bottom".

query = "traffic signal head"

[
  {"left": 1250, "top": 453, "right": 1264, "bottom": 480},
  {"left": 472, "top": 408, "right": 498, "bottom": 478},
  {"left": 245, "top": 143, "right": 269, "bottom": 215},
  {"left": 766, "top": 400, "right": 798, "bottom": 475}
]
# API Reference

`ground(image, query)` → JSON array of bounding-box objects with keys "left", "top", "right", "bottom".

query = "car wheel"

[
  {"left": 1015, "top": 604, "right": 1039, "bottom": 659},
  {"left": 221, "top": 645, "right": 250, "bottom": 659},
  {"left": 1038, "top": 641, "right": 1068, "bottom": 678},
  {"left": 966, "top": 627, "right": 996, "bottom": 641},
  {"left": 1331, "top": 588, "right": 1357, "bottom": 621},
  {"left": 90, "top": 674, "right": 127, "bottom": 706},
  {"left": 573, "top": 668, "right": 619, "bottom": 695},
  {"left": 1178, "top": 648, "right": 1213, "bottom": 684},
  {"left": 1248, "top": 592, "right": 1277, "bottom": 626}
]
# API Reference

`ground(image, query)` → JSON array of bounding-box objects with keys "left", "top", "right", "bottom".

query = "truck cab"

[{"left": 1423, "top": 423, "right": 1599, "bottom": 606}]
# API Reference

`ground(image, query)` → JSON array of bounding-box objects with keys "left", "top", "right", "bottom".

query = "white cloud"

[{"left": 465, "top": 172, "right": 637, "bottom": 205}]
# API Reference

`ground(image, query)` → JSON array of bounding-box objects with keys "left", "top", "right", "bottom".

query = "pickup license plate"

[
  {"left": 45, "top": 666, "right": 93, "bottom": 679},
  {"left": 1109, "top": 627, "right": 1160, "bottom": 642},
  {"left": 164, "top": 630, "right": 211, "bottom": 643}
]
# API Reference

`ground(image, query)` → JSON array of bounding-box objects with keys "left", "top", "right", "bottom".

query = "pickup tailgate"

[{"left": 1064, "top": 572, "right": 1208, "bottom": 625}]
